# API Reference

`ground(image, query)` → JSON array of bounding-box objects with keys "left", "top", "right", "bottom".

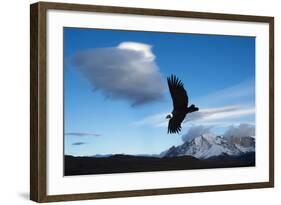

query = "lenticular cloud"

[{"left": 71, "top": 41, "right": 165, "bottom": 106}]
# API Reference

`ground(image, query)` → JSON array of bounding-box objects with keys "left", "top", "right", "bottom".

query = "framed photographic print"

[{"left": 30, "top": 1, "right": 274, "bottom": 202}]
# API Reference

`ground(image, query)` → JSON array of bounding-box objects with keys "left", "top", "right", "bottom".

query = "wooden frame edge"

[
  {"left": 37, "top": 1, "right": 274, "bottom": 22},
  {"left": 30, "top": 2, "right": 48, "bottom": 202},
  {"left": 39, "top": 182, "right": 273, "bottom": 203},
  {"left": 30, "top": 2, "right": 39, "bottom": 202},
  {"left": 268, "top": 17, "right": 274, "bottom": 188},
  {"left": 30, "top": 1, "right": 274, "bottom": 202}
]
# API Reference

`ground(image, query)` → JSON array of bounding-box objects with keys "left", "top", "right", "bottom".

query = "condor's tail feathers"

[{"left": 187, "top": 104, "right": 199, "bottom": 113}]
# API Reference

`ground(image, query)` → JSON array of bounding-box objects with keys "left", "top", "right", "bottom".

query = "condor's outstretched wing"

[
  {"left": 167, "top": 74, "right": 188, "bottom": 110},
  {"left": 168, "top": 112, "right": 186, "bottom": 134}
]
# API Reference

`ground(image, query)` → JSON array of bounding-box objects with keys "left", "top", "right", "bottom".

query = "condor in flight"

[{"left": 166, "top": 75, "right": 199, "bottom": 134}]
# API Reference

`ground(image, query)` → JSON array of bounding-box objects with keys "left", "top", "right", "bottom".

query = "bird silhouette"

[{"left": 166, "top": 74, "right": 199, "bottom": 134}]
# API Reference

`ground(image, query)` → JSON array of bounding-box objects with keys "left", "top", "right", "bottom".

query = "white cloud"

[
  {"left": 71, "top": 41, "right": 165, "bottom": 106},
  {"left": 182, "top": 125, "right": 212, "bottom": 142},
  {"left": 223, "top": 123, "right": 255, "bottom": 138},
  {"left": 181, "top": 123, "right": 255, "bottom": 142},
  {"left": 118, "top": 42, "right": 155, "bottom": 60}
]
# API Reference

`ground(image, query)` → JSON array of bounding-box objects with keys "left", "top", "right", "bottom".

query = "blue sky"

[{"left": 64, "top": 27, "right": 255, "bottom": 156}]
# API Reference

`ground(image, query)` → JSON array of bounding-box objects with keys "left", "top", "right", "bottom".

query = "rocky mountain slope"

[{"left": 161, "top": 134, "right": 255, "bottom": 159}]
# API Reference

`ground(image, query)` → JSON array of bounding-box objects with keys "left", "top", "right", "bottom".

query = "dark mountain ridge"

[{"left": 65, "top": 135, "right": 255, "bottom": 176}]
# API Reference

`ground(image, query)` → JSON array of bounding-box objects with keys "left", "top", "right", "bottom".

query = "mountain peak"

[{"left": 162, "top": 135, "right": 255, "bottom": 159}]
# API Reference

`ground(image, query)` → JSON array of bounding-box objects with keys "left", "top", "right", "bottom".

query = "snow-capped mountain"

[{"left": 161, "top": 134, "right": 255, "bottom": 159}]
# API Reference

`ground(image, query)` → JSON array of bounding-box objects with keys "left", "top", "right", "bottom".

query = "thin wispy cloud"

[
  {"left": 132, "top": 78, "right": 255, "bottom": 128},
  {"left": 71, "top": 41, "right": 165, "bottom": 106},
  {"left": 132, "top": 105, "right": 254, "bottom": 128},
  {"left": 65, "top": 132, "right": 101, "bottom": 137},
  {"left": 184, "top": 105, "right": 255, "bottom": 124},
  {"left": 131, "top": 112, "right": 167, "bottom": 127},
  {"left": 72, "top": 142, "right": 87, "bottom": 146},
  {"left": 194, "top": 78, "right": 255, "bottom": 107}
]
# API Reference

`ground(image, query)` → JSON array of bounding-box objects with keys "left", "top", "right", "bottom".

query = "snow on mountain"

[{"left": 161, "top": 134, "right": 255, "bottom": 159}]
